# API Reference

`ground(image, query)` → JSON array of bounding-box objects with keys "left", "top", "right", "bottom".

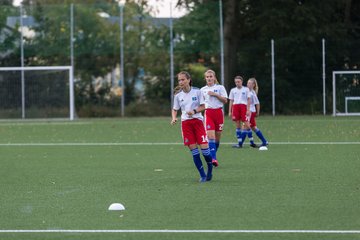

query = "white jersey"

[
  {"left": 228, "top": 86, "right": 250, "bottom": 105},
  {"left": 200, "top": 84, "right": 228, "bottom": 109},
  {"left": 249, "top": 90, "right": 260, "bottom": 113},
  {"left": 173, "top": 87, "right": 205, "bottom": 121}
]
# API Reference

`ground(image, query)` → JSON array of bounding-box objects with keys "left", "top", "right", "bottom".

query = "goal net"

[
  {"left": 332, "top": 71, "right": 360, "bottom": 116},
  {"left": 0, "top": 66, "right": 75, "bottom": 120}
]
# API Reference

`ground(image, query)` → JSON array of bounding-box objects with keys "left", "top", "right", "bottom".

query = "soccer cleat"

[
  {"left": 250, "top": 143, "right": 258, "bottom": 148},
  {"left": 206, "top": 173, "right": 212, "bottom": 181},
  {"left": 199, "top": 176, "right": 207, "bottom": 183},
  {"left": 232, "top": 144, "right": 242, "bottom": 148},
  {"left": 261, "top": 142, "right": 269, "bottom": 147},
  {"left": 212, "top": 159, "right": 219, "bottom": 167}
]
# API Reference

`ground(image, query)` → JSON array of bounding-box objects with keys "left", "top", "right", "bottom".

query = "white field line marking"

[
  {"left": 0, "top": 229, "right": 360, "bottom": 234},
  {"left": 0, "top": 142, "right": 359, "bottom": 147},
  {"left": 0, "top": 122, "right": 92, "bottom": 126}
]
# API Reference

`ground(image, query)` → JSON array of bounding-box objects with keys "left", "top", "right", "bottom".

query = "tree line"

[{"left": 0, "top": 0, "right": 359, "bottom": 116}]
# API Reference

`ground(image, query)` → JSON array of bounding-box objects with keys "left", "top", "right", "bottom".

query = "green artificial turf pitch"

[{"left": 0, "top": 116, "right": 359, "bottom": 240}]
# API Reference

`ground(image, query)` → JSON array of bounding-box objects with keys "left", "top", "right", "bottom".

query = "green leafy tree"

[
  {"left": 0, "top": 4, "right": 23, "bottom": 113},
  {"left": 234, "top": 0, "right": 360, "bottom": 113},
  {"left": 176, "top": 0, "right": 360, "bottom": 114},
  {"left": 173, "top": 1, "right": 220, "bottom": 71},
  {"left": 0, "top": 3, "right": 20, "bottom": 66},
  {"left": 3, "top": 0, "right": 359, "bottom": 115}
]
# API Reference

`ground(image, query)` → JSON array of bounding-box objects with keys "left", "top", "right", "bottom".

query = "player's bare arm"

[
  {"left": 246, "top": 98, "right": 251, "bottom": 116},
  {"left": 171, "top": 109, "right": 178, "bottom": 125},
  {"left": 228, "top": 100, "right": 233, "bottom": 117},
  {"left": 256, "top": 104, "right": 260, "bottom": 117}
]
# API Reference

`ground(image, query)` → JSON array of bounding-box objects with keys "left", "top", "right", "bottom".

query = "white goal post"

[
  {"left": 0, "top": 66, "right": 75, "bottom": 120},
  {"left": 332, "top": 70, "right": 360, "bottom": 116}
]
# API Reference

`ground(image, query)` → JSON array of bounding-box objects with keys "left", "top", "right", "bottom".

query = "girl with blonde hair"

[
  {"left": 246, "top": 78, "right": 268, "bottom": 147},
  {"left": 200, "top": 69, "right": 228, "bottom": 167}
]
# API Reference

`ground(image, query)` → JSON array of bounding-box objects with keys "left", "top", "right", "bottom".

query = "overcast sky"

[
  {"left": 147, "top": 0, "right": 188, "bottom": 17},
  {"left": 13, "top": 0, "right": 188, "bottom": 18}
]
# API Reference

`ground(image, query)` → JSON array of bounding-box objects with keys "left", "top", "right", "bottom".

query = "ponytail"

[{"left": 248, "top": 77, "right": 259, "bottom": 95}]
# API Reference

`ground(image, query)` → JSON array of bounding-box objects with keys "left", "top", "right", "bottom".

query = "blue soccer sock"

[
  {"left": 239, "top": 129, "right": 248, "bottom": 146},
  {"left": 191, "top": 148, "right": 206, "bottom": 178},
  {"left": 208, "top": 139, "right": 217, "bottom": 160},
  {"left": 248, "top": 130, "right": 254, "bottom": 144},
  {"left": 215, "top": 141, "right": 220, "bottom": 152},
  {"left": 201, "top": 148, "right": 213, "bottom": 178},
  {"left": 255, "top": 128, "right": 268, "bottom": 145},
  {"left": 236, "top": 128, "right": 242, "bottom": 145}
]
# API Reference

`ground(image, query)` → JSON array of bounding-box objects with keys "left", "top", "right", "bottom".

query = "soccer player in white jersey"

[
  {"left": 228, "top": 75, "right": 252, "bottom": 148},
  {"left": 247, "top": 78, "right": 268, "bottom": 147},
  {"left": 171, "top": 71, "right": 213, "bottom": 182},
  {"left": 201, "top": 69, "right": 228, "bottom": 167}
]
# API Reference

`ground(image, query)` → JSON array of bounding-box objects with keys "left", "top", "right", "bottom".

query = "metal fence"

[{"left": 0, "top": 2, "right": 359, "bottom": 119}]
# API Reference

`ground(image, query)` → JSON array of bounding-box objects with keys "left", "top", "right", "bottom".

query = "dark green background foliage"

[{"left": 0, "top": 0, "right": 359, "bottom": 116}]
